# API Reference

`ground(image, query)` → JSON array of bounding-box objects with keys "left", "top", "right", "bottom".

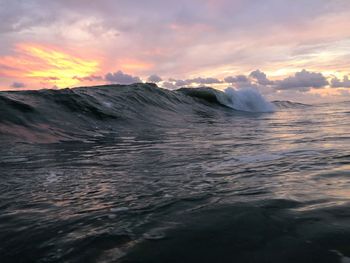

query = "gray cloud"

[
  {"left": 161, "top": 81, "right": 177, "bottom": 90},
  {"left": 275, "top": 69, "right": 328, "bottom": 91},
  {"left": 0, "top": 1, "right": 45, "bottom": 33},
  {"left": 187, "top": 77, "right": 222, "bottom": 85},
  {"left": 2, "top": 0, "right": 345, "bottom": 34},
  {"left": 165, "top": 78, "right": 189, "bottom": 87},
  {"left": 147, "top": 74, "right": 162, "bottom": 83},
  {"left": 166, "top": 77, "right": 222, "bottom": 87},
  {"left": 10, "top": 82, "right": 26, "bottom": 88},
  {"left": 174, "top": 79, "right": 190, "bottom": 87},
  {"left": 2, "top": 0, "right": 350, "bottom": 84},
  {"left": 105, "top": 71, "right": 141, "bottom": 85},
  {"left": 330, "top": 76, "right": 350, "bottom": 88},
  {"left": 224, "top": 75, "right": 249, "bottom": 83},
  {"left": 249, "top": 70, "right": 274, "bottom": 85}
]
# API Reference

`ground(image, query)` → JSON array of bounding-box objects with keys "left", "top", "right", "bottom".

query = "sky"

[{"left": 1, "top": 0, "right": 350, "bottom": 102}]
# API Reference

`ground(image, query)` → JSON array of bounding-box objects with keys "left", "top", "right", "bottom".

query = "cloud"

[
  {"left": 249, "top": 70, "right": 274, "bottom": 85},
  {"left": 10, "top": 82, "right": 26, "bottom": 88},
  {"left": 275, "top": 69, "right": 328, "bottom": 91},
  {"left": 163, "top": 77, "right": 220, "bottom": 87},
  {"left": 163, "top": 78, "right": 191, "bottom": 87},
  {"left": 187, "top": 77, "right": 222, "bottom": 85},
  {"left": 330, "top": 76, "right": 350, "bottom": 88},
  {"left": 174, "top": 79, "right": 190, "bottom": 86},
  {"left": 161, "top": 81, "right": 177, "bottom": 90},
  {"left": 147, "top": 74, "right": 162, "bottom": 83},
  {"left": 73, "top": 75, "right": 103, "bottom": 82},
  {"left": 105, "top": 70, "right": 141, "bottom": 85},
  {"left": 224, "top": 75, "right": 256, "bottom": 89},
  {"left": 224, "top": 75, "right": 249, "bottom": 83},
  {"left": 162, "top": 77, "right": 222, "bottom": 89},
  {"left": 2, "top": 0, "right": 350, "bottom": 94},
  {"left": 0, "top": 43, "right": 99, "bottom": 88},
  {"left": 42, "top": 76, "right": 60, "bottom": 81}
]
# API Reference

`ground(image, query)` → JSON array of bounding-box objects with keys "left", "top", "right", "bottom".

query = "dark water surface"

[{"left": 0, "top": 85, "right": 350, "bottom": 262}]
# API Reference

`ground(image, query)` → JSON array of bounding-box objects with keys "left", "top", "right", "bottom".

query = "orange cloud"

[{"left": 0, "top": 43, "right": 99, "bottom": 88}]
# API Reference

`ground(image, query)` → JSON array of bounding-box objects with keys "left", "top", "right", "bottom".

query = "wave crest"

[
  {"left": 224, "top": 87, "right": 275, "bottom": 113},
  {"left": 178, "top": 87, "right": 275, "bottom": 113},
  {"left": 0, "top": 84, "right": 279, "bottom": 142}
]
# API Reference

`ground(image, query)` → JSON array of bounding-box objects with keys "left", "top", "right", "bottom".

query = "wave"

[
  {"left": 178, "top": 87, "right": 275, "bottom": 112},
  {"left": 272, "top": 100, "right": 311, "bottom": 109},
  {"left": 0, "top": 83, "right": 286, "bottom": 142}
]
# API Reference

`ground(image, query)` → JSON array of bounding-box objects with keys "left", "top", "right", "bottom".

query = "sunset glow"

[
  {"left": 1, "top": 3, "right": 350, "bottom": 261},
  {"left": 1, "top": 0, "right": 350, "bottom": 102},
  {"left": 0, "top": 44, "right": 99, "bottom": 88}
]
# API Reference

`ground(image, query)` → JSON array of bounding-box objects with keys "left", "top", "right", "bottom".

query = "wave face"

[
  {"left": 178, "top": 87, "right": 275, "bottom": 112},
  {"left": 0, "top": 84, "right": 288, "bottom": 142}
]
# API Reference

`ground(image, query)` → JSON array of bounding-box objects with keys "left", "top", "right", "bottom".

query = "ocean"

[{"left": 0, "top": 83, "right": 350, "bottom": 262}]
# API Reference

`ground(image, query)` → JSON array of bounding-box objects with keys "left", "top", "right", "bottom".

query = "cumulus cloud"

[
  {"left": 224, "top": 75, "right": 255, "bottom": 89},
  {"left": 187, "top": 77, "right": 222, "bottom": 85},
  {"left": 147, "top": 74, "right": 162, "bottom": 83},
  {"left": 2, "top": 0, "right": 350, "bottom": 85},
  {"left": 275, "top": 69, "right": 328, "bottom": 91},
  {"left": 224, "top": 75, "right": 249, "bottom": 84},
  {"left": 105, "top": 70, "right": 141, "bottom": 85},
  {"left": 174, "top": 79, "right": 190, "bottom": 86},
  {"left": 161, "top": 81, "right": 177, "bottom": 90},
  {"left": 165, "top": 77, "right": 222, "bottom": 87},
  {"left": 330, "top": 76, "right": 350, "bottom": 88},
  {"left": 10, "top": 82, "right": 25, "bottom": 88},
  {"left": 249, "top": 70, "right": 274, "bottom": 85}
]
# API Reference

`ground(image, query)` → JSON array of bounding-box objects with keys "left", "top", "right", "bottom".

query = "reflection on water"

[{"left": 0, "top": 102, "right": 350, "bottom": 262}]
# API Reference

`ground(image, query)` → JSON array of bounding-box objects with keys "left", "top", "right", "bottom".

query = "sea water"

[{"left": 0, "top": 84, "right": 349, "bottom": 262}]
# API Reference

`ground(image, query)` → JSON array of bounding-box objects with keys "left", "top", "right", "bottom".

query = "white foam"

[{"left": 223, "top": 87, "right": 275, "bottom": 113}]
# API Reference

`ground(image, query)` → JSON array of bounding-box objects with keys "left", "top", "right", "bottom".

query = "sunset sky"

[{"left": 1, "top": 0, "right": 350, "bottom": 102}]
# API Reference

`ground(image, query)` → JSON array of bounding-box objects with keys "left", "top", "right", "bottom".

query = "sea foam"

[{"left": 223, "top": 87, "right": 275, "bottom": 113}]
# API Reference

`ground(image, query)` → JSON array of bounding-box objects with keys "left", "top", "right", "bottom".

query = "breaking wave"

[
  {"left": 177, "top": 87, "right": 275, "bottom": 112},
  {"left": 0, "top": 83, "right": 302, "bottom": 142}
]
